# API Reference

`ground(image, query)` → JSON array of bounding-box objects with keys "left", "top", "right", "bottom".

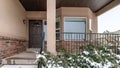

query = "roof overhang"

[
  {"left": 19, "top": 0, "right": 120, "bottom": 16},
  {"left": 96, "top": 0, "right": 120, "bottom": 16}
]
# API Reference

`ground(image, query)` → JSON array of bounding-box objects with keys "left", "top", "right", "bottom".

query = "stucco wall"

[
  {"left": 26, "top": 11, "right": 46, "bottom": 20},
  {"left": 88, "top": 9, "right": 98, "bottom": 33},
  {"left": 61, "top": 7, "right": 90, "bottom": 17},
  {"left": 60, "top": 7, "right": 98, "bottom": 33},
  {"left": 0, "top": 0, "right": 28, "bottom": 63},
  {"left": 26, "top": 10, "right": 61, "bottom": 20},
  {"left": 0, "top": 0, "right": 27, "bottom": 40},
  {"left": 26, "top": 7, "right": 98, "bottom": 33}
]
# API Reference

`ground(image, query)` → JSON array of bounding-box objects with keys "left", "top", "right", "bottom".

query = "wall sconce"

[{"left": 23, "top": 19, "right": 27, "bottom": 24}]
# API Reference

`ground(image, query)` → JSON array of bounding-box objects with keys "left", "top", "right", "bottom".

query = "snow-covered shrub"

[
  {"left": 34, "top": 51, "right": 47, "bottom": 68},
  {"left": 79, "top": 44, "right": 119, "bottom": 68},
  {"left": 35, "top": 44, "right": 120, "bottom": 68}
]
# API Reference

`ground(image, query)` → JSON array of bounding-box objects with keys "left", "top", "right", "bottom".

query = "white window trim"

[
  {"left": 63, "top": 17, "right": 87, "bottom": 41},
  {"left": 64, "top": 17, "right": 87, "bottom": 21}
]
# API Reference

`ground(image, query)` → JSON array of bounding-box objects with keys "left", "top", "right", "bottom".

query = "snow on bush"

[{"left": 36, "top": 44, "right": 120, "bottom": 68}]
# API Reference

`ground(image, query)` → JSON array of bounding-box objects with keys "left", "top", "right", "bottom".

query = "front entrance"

[{"left": 29, "top": 20, "right": 43, "bottom": 48}]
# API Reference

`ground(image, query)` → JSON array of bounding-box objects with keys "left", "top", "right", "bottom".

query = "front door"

[{"left": 29, "top": 20, "right": 43, "bottom": 48}]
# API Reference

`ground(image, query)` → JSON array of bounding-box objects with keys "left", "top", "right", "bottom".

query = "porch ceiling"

[{"left": 19, "top": 0, "right": 114, "bottom": 12}]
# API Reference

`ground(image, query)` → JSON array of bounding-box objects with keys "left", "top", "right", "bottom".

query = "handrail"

[{"left": 40, "top": 32, "right": 45, "bottom": 54}]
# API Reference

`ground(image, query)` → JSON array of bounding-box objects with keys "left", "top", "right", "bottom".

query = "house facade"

[{"left": 0, "top": 0, "right": 120, "bottom": 62}]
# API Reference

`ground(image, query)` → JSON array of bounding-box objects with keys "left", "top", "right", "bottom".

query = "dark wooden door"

[{"left": 29, "top": 20, "right": 43, "bottom": 48}]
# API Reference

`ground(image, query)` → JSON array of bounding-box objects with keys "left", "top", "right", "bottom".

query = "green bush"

[{"left": 37, "top": 44, "right": 120, "bottom": 68}]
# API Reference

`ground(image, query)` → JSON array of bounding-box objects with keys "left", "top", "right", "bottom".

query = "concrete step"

[
  {"left": 1, "top": 65, "right": 37, "bottom": 68},
  {"left": 2, "top": 51, "right": 37, "bottom": 65},
  {"left": 26, "top": 48, "right": 40, "bottom": 53},
  {"left": 2, "top": 57, "right": 36, "bottom": 65}
]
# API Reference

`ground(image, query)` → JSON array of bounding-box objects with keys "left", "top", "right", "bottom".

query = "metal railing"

[
  {"left": 40, "top": 32, "right": 45, "bottom": 54},
  {"left": 56, "top": 32, "right": 120, "bottom": 54},
  {"left": 38, "top": 32, "right": 45, "bottom": 68}
]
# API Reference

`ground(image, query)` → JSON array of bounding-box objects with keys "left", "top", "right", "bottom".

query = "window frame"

[{"left": 63, "top": 17, "right": 87, "bottom": 41}]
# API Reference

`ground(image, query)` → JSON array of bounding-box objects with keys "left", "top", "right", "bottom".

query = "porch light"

[{"left": 23, "top": 19, "right": 27, "bottom": 24}]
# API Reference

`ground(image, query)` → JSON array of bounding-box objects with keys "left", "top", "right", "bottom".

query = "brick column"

[{"left": 47, "top": 0, "right": 56, "bottom": 55}]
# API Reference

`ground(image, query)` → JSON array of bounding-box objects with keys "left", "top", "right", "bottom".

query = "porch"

[{"left": 0, "top": 0, "right": 120, "bottom": 67}]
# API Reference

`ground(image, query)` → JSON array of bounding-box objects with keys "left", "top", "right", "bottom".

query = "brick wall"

[{"left": 0, "top": 36, "right": 28, "bottom": 64}]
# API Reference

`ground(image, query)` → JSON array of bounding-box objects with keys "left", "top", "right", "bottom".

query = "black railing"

[
  {"left": 56, "top": 32, "right": 120, "bottom": 54},
  {"left": 40, "top": 32, "right": 45, "bottom": 54},
  {"left": 38, "top": 32, "right": 45, "bottom": 68}
]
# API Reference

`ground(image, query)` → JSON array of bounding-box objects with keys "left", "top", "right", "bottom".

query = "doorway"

[{"left": 29, "top": 20, "right": 43, "bottom": 48}]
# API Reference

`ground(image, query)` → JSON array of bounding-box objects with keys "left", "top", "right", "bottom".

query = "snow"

[
  {"left": 68, "top": 57, "right": 72, "bottom": 60},
  {"left": 83, "top": 51, "right": 89, "bottom": 55},
  {"left": 94, "top": 49, "right": 98, "bottom": 55},
  {"left": 36, "top": 54, "right": 46, "bottom": 60},
  {"left": 34, "top": 51, "right": 47, "bottom": 63},
  {"left": 90, "top": 62, "right": 102, "bottom": 68},
  {"left": 103, "top": 62, "right": 113, "bottom": 68},
  {"left": 115, "top": 54, "right": 120, "bottom": 59}
]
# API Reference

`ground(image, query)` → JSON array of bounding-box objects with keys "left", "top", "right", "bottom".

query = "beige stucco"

[
  {"left": 47, "top": 0, "right": 56, "bottom": 54},
  {"left": 26, "top": 11, "right": 46, "bottom": 20},
  {"left": 26, "top": 9, "right": 61, "bottom": 20},
  {"left": 0, "top": 0, "right": 27, "bottom": 40},
  {"left": 57, "top": 7, "right": 98, "bottom": 33}
]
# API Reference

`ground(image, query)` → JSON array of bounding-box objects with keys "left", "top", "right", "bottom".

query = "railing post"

[
  {"left": 40, "top": 32, "right": 45, "bottom": 54},
  {"left": 116, "top": 35, "right": 119, "bottom": 54},
  {"left": 90, "top": 31, "right": 92, "bottom": 43}
]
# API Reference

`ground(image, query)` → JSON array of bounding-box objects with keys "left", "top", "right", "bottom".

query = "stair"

[
  {"left": 1, "top": 48, "right": 40, "bottom": 68},
  {"left": 2, "top": 48, "right": 39, "bottom": 65},
  {"left": 1, "top": 65, "right": 37, "bottom": 68}
]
